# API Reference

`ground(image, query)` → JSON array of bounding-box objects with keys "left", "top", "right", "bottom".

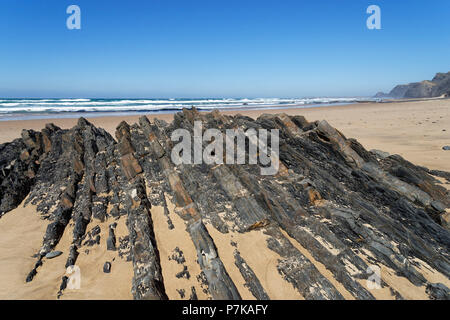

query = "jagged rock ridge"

[
  {"left": 0, "top": 109, "right": 449, "bottom": 300},
  {"left": 376, "top": 71, "right": 450, "bottom": 98}
]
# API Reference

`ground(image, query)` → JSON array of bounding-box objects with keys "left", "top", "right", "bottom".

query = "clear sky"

[{"left": 0, "top": 0, "right": 449, "bottom": 98}]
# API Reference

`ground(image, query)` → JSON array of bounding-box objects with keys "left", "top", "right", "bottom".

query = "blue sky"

[{"left": 0, "top": 0, "right": 449, "bottom": 98}]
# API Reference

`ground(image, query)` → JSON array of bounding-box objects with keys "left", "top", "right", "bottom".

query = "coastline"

[
  {"left": 0, "top": 98, "right": 449, "bottom": 300},
  {"left": 2, "top": 0, "right": 449, "bottom": 303},
  {"left": 1, "top": 99, "right": 449, "bottom": 171}
]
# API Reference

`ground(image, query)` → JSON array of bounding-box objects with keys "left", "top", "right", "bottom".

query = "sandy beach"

[
  {"left": 0, "top": 99, "right": 449, "bottom": 300},
  {"left": 3, "top": 0, "right": 450, "bottom": 306},
  {"left": 1, "top": 99, "right": 449, "bottom": 171}
]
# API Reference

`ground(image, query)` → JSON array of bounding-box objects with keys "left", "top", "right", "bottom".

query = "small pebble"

[
  {"left": 45, "top": 251, "right": 63, "bottom": 259},
  {"left": 103, "top": 261, "right": 111, "bottom": 273}
]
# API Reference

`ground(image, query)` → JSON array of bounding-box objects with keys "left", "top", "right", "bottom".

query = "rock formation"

[
  {"left": 0, "top": 109, "right": 449, "bottom": 300},
  {"left": 376, "top": 71, "right": 450, "bottom": 98}
]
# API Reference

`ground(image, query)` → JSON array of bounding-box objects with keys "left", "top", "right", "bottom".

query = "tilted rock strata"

[
  {"left": 379, "top": 71, "right": 450, "bottom": 98},
  {"left": 0, "top": 109, "right": 449, "bottom": 300}
]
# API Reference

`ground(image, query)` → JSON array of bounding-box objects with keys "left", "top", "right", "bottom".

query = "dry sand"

[
  {"left": 0, "top": 198, "right": 134, "bottom": 300},
  {"left": 0, "top": 99, "right": 449, "bottom": 300},
  {"left": 205, "top": 223, "right": 305, "bottom": 300},
  {"left": 151, "top": 195, "right": 211, "bottom": 300},
  {"left": 60, "top": 218, "right": 134, "bottom": 300},
  {"left": 0, "top": 201, "right": 51, "bottom": 299}
]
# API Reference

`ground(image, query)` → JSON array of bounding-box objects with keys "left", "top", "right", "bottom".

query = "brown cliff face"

[
  {"left": 386, "top": 71, "right": 450, "bottom": 98},
  {"left": 0, "top": 109, "right": 449, "bottom": 300}
]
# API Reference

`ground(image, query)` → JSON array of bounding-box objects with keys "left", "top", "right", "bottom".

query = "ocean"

[{"left": 0, "top": 97, "right": 374, "bottom": 121}]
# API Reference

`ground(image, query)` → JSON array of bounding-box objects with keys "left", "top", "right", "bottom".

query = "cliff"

[{"left": 376, "top": 72, "right": 450, "bottom": 98}]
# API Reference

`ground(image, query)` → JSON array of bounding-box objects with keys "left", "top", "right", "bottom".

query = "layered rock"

[
  {"left": 377, "top": 71, "right": 450, "bottom": 98},
  {"left": 0, "top": 110, "right": 449, "bottom": 300}
]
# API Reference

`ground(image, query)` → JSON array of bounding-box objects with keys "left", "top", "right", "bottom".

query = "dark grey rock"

[
  {"left": 126, "top": 177, "right": 168, "bottom": 300},
  {"left": 118, "top": 235, "right": 131, "bottom": 261},
  {"left": 189, "top": 286, "right": 198, "bottom": 300},
  {"left": 169, "top": 247, "right": 185, "bottom": 264},
  {"left": 83, "top": 226, "right": 102, "bottom": 246},
  {"left": 175, "top": 266, "right": 190, "bottom": 279},
  {"left": 234, "top": 250, "right": 270, "bottom": 300},
  {"left": 176, "top": 288, "right": 186, "bottom": 299},
  {"left": 426, "top": 283, "right": 450, "bottom": 300},
  {"left": 431, "top": 200, "right": 446, "bottom": 213},
  {"left": 109, "top": 205, "right": 120, "bottom": 218},
  {"left": 65, "top": 245, "right": 79, "bottom": 268},
  {"left": 106, "top": 237, "right": 116, "bottom": 251},
  {"left": 187, "top": 220, "right": 241, "bottom": 300},
  {"left": 370, "top": 149, "right": 390, "bottom": 159},
  {"left": 90, "top": 225, "right": 101, "bottom": 236},
  {"left": 103, "top": 261, "right": 111, "bottom": 273},
  {"left": 45, "top": 251, "right": 63, "bottom": 259},
  {"left": 106, "top": 226, "right": 116, "bottom": 251}
]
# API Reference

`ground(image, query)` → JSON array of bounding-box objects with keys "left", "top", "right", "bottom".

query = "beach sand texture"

[{"left": 0, "top": 99, "right": 449, "bottom": 300}]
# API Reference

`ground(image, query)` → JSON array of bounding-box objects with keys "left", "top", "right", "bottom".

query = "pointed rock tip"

[
  {"left": 116, "top": 120, "right": 130, "bottom": 130},
  {"left": 182, "top": 106, "right": 199, "bottom": 113},
  {"left": 44, "top": 123, "right": 61, "bottom": 132},
  {"left": 115, "top": 120, "right": 131, "bottom": 141},
  {"left": 138, "top": 115, "right": 151, "bottom": 127},
  {"left": 76, "top": 117, "right": 92, "bottom": 128}
]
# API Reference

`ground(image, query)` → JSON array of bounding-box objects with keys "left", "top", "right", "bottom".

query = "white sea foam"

[{"left": 0, "top": 97, "right": 372, "bottom": 120}]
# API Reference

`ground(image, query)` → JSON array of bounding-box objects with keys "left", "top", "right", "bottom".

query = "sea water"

[{"left": 0, "top": 97, "right": 373, "bottom": 121}]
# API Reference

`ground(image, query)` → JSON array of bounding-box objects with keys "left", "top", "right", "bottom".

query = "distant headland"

[{"left": 375, "top": 71, "right": 450, "bottom": 99}]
